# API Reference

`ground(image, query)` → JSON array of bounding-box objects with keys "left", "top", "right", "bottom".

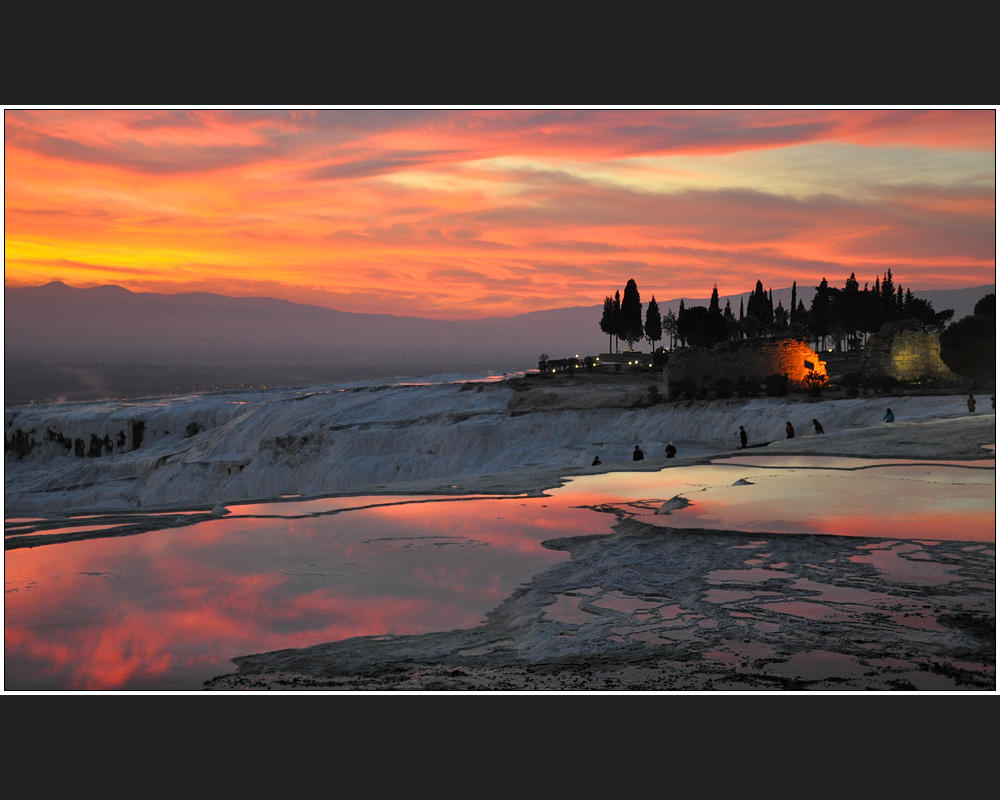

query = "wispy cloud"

[{"left": 4, "top": 109, "right": 994, "bottom": 317}]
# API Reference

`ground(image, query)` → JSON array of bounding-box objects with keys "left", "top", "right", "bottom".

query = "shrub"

[
  {"left": 873, "top": 374, "right": 900, "bottom": 393},
  {"left": 737, "top": 376, "right": 761, "bottom": 397},
  {"left": 764, "top": 373, "right": 789, "bottom": 397},
  {"left": 669, "top": 376, "right": 697, "bottom": 401},
  {"left": 840, "top": 371, "right": 864, "bottom": 389},
  {"left": 712, "top": 376, "right": 734, "bottom": 399},
  {"left": 803, "top": 370, "right": 826, "bottom": 397}
]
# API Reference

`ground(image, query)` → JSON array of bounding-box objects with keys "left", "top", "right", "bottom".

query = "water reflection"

[
  {"left": 555, "top": 458, "right": 995, "bottom": 542},
  {"left": 4, "top": 455, "right": 994, "bottom": 690},
  {"left": 4, "top": 498, "right": 607, "bottom": 690}
]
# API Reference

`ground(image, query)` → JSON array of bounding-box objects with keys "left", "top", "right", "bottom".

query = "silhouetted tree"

[
  {"left": 723, "top": 298, "right": 739, "bottom": 340},
  {"left": 839, "top": 272, "right": 862, "bottom": 350},
  {"left": 619, "top": 279, "right": 644, "bottom": 350},
  {"left": 940, "top": 315, "right": 995, "bottom": 384},
  {"left": 773, "top": 300, "right": 789, "bottom": 331},
  {"left": 974, "top": 293, "right": 995, "bottom": 316},
  {"left": 663, "top": 308, "right": 678, "bottom": 349},
  {"left": 810, "top": 277, "right": 836, "bottom": 351},
  {"left": 709, "top": 285, "right": 721, "bottom": 316},
  {"left": 612, "top": 291, "right": 621, "bottom": 353},
  {"left": 599, "top": 295, "right": 617, "bottom": 352},
  {"left": 679, "top": 304, "right": 727, "bottom": 348},
  {"left": 644, "top": 295, "right": 662, "bottom": 351}
]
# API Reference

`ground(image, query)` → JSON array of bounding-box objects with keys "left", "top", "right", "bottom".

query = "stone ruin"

[
  {"left": 664, "top": 337, "right": 827, "bottom": 393},
  {"left": 860, "top": 320, "right": 957, "bottom": 382}
]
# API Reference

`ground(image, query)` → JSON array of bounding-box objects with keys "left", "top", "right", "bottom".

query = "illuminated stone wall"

[
  {"left": 861, "top": 322, "right": 957, "bottom": 381},
  {"left": 665, "top": 338, "right": 827, "bottom": 390}
]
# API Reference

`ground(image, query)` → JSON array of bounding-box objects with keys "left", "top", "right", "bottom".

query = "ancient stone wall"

[
  {"left": 861, "top": 322, "right": 957, "bottom": 381},
  {"left": 665, "top": 338, "right": 827, "bottom": 389}
]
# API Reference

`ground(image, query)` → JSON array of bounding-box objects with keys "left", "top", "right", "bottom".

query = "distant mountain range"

[
  {"left": 4, "top": 281, "right": 994, "bottom": 403},
  {"left": 6, "top": 280, "right": 994, "bottom": 364}
]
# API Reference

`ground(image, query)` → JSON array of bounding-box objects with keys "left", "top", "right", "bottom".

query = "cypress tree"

[
  {"left": 612, "top": 291, "right": 621, "bottom": 353},
  {"left": 619, "top": 279, "right": 644, "bottom": 350},
  {"left": 599, "top": 295, "right": 616, "bottom": 353},
  {"left": 644, "top": 295, "right": 663, "bottom": 351}
]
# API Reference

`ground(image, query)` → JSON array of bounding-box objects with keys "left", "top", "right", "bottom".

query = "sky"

[{"left": 4, "top": 108, "right": 996, "bottom": 320}]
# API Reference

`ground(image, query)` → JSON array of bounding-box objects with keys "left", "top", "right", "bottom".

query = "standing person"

[
  {"left": 633, "top": 445, "right": 644, "bottom": 461},
  {"left": 665, "top": 442, "right": 677, "bottom": 458},
  {"left": 968, "top": 395, "right": 976, "bottom": 413},
  {"left": 785, "top": 421, "right": 795, "bottom": 439},
  {"left": 739, "top": 426, "right": 748, "bottom": 449},
  {"left": 812, "top": 419, "right": 825, "bottom": 434},
  {"left": 883, "top": 408, "right": 894, "bottom": 423}
]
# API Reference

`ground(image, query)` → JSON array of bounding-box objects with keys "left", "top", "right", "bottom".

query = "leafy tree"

[
  {"left": 881, "top": 269, "right": 896, "bottom": 309},
  {"left": 599, "top": 295, "right": 617, "bottom": 352},
  {"left": 644, "top": 295, "right": 662, "bottom": 351},
  {"left": 839, "top": 273, "right": 862, "bottom": 349},
  {"left": 612, "top": 291, "right": 621, "bottom": 353},
  {"left": 662, "top": 308, "right": 678, "bottom": 349},
  {"left": 709, "top": 285, "right": 721, "bottom": 316},
  {"left": 679, "top": 304, "right": 726, "bottom": 348},
  {"left": 810, "top": 277, "right": 837, "bottom": 351},
  {"left": 940, "top": 315, "right": 995, "bottom": 384},
  {"left": 773, "top": 299, "right": 789, "bottom": 331},
  {"left": 619, "top": 279, "right": 644, "bottom": 350},
  {"left": 723, "top": 298, "right": 739, "bottom": 340},
  {"left": 974, "top": 293, "right": 995, "bottom": 316}
]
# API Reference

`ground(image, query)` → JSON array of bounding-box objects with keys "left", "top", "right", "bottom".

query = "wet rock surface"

[{"left": 206, "top": 518, "right": 994, "bottom": 691}]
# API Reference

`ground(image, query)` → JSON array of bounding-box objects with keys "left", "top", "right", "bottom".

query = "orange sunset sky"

[{"left": 4, "top": 108, "right": 996, "bottom": 319}]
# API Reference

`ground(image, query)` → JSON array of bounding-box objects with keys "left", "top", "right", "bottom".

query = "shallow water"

[{"left": 4, "top": 455, "right": 994, "bottom": 690}]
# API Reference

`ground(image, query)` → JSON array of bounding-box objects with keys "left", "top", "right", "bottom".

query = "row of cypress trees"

[
  {"left": 599, "top": 270, "right": 954, "bottom": 355},
  {"left": 599, "top": 279, "right": 666, "bottom": 353}
]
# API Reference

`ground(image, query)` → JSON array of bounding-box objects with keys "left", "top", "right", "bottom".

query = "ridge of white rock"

[{"left": 5, "top": 380, "right": 991, "bottom": 513}]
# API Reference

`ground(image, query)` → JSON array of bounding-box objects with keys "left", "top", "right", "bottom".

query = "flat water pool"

[{"left": 4, "top": 456, "right": 993, "bottom": 690}]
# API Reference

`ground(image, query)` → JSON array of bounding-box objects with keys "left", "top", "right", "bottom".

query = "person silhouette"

[
  {"left": 883, "top": 408, "right": 894, "bottom": 423},
  {"left": 665, "top": 442, "right": 677, "bottom": 458},
  {"left": 968, "top": 395, "right": 976, "bottom": 413},
  {"left": 785, "top": 421, "right": 795, "bottom": 439},
  {"left": 812, "top": 419, "right": 825, "bottom": 434},
  {"left": 739, "top": 426, "right": 748, "bottom": 449},
  {"left": 592, "top": 455, "right": 602, "bottom": 466},
  {"left": 633, "top": 445, "right": 644, "bottom": 461}
]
